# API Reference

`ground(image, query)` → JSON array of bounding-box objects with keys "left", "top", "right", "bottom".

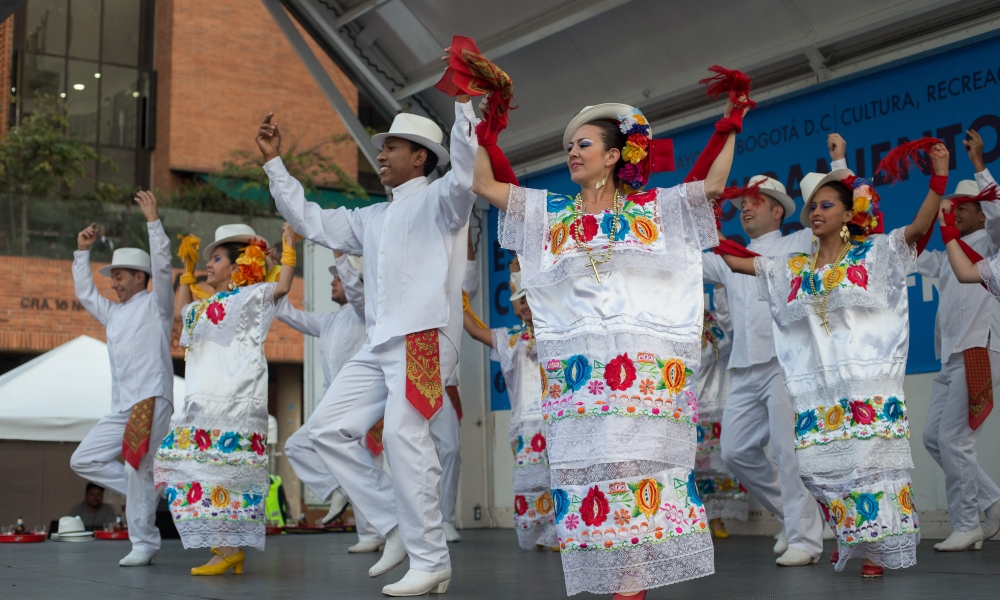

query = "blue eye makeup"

[
  {"left": 821, "top": 201, "right": 836, "bottom": 209},
  {"left": 579, "top": 139, "right": 593, "bottom": 148}
]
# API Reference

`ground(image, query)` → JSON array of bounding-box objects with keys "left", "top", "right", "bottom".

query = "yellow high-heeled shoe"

[{"left": 191, "top": 549, "right": 245, "bottom": 575}]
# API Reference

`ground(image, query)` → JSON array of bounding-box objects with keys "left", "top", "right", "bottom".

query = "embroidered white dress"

[
  {"left": 490, "top": 324, "right": 556, "bottom": 549},
  {"left": 754, "top": 229, "right": 919, "bottom": 571},
  {"left": 499, "top": 182, "right": 717, "bottom": 595},
  {"left": 695, "top": 293, "right": 748, "bottom": 521},
  {"left": 154, "top": 282, "right": 278, "bottom": 550}
]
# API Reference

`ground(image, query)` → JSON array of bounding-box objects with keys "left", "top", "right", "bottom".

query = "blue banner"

[{"left": 487, "top": 33, "right": 1000, "bottom": 410}]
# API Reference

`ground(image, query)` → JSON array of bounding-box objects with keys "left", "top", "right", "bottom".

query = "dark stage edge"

[{"left": 2, "top": 531, "right": 999, "bottom": 599}]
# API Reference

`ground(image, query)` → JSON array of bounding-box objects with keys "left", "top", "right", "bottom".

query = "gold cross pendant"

[
  {"left": 586, "top": 255, "right": 602, "bottom": 283},
  {"left": 820, "top": 318, "right": 830, "bottom": 336}
]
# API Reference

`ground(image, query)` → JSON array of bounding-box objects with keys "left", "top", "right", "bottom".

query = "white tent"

[{"left": 0, "top": 335, "right": 185, "bottom": 442}]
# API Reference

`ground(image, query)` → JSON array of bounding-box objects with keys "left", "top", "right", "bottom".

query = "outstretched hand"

[
  {"left": 256, "top": 113, "right": 281, "bottom": 163},
  {"left": 134, "top": 190, "right": 159, "bottom": 222},
  {"left": 964, "top": 129, "right": 986, "bottom": 172},
  {"left": 828, "top": 133, "right": 847, "bottom": 162},
  {"left": 281, "top": 222, "right": 296, "bottom": 248},
  {"left": 938, "top": 200, "right": 953, "bottom": 227},
  {"left": 78, "top": 223, "right": 98, "bottom": 250}
]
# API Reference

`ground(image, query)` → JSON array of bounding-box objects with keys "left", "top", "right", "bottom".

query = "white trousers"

[
  {"left": 430, "top": 400, "right": 461, "bottom": 525},
  {"left": 924, "top": 350, "right": 1000, "bottom": 531},
  {"left": 284, "top": 423, "right": 382, "bottom": 543},
  {"left": 307, "top": 332, "right": 456, "bottom": 571},
  {"left": 720, "top": 359, "right": 823, "bottom": 557},
  {"left": 70, "top": 397, "right": 172, "bottom": 554}
]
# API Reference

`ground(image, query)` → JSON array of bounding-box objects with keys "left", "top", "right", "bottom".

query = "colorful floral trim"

[
  {"left": 514, "top": 490, "right": 556, "bottom": 531},
  {"left": 786, "top": 240, "right": 873, "bottom": 304},
  {"left": 696, "top": 420, "right": 723, "bottom": 451},
  {"left": 159, "top": 426, "right": 267, "bottom": 466},
  {"left": 794, "top": 395, "right": 909, "bottom": 450},
  {"left": 617, "top": 109, "right": 651, "bottom": 193},
  {"left": 544, "top": 189, "right": 662, "bottom": 262},
  {"left": 822, "top": 482, "right": 918, "bottom": 546},
  {"left": 553, "top": 470, "right": 707, "bottom": 552},
  {"left": 696, "top": 476, "right": 748, "bottom": 503},
  {"left": 165, "top": 481, "right": 266, "bottom": 524},
  {"left": 182, "top": 288, "right": 241, "bottom": 341},
  {"left": 541, "top": 352, "right": 697, "bottom": 426},
  {"left": 511, "top": 426, "right": 549, "bottom": 468}
]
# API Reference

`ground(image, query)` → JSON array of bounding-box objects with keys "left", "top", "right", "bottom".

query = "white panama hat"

[
  {"left": 729, "top": 175, "right": 796, "bottom": 220},
  {"left": 54, "top": 515, "right": 93, "bottom": 541},
  {"left": 202, "top": 224, "right": 263, "bottom": 261},
  {"left": 99, "top": 248, "right": 151, "bottom": 277},
  {"left": 510, "top": 271, "right": 526, "bottom": 301},
  {"left": 562, "top": 103, "right": 636, "bottom": 149},
  {"left": 944, "top": 180, "right": 981, "bottom": 200},
  {"left": 329, "top": 254, "right": 364, "bottom": 281},
  {"left": 371, "top": 113, "right": 450, "bottom": 166},
  {"left": 798, "top": 169, "right": 855, "bottom": 227}
]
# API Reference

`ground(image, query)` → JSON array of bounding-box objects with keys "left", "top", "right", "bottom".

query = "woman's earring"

[
  {"left": 840, "top": 225, "right": 851, "bottom": 243},
  {"left": 595, "top": 168, "right": 609, "bottom": 189},
  {"left": 228, "top": 280, "right": 237, "bottom": 291}
]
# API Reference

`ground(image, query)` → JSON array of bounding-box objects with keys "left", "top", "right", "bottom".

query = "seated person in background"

[{"left": 67, "top": 483, "right": 118, "bottom": 531}]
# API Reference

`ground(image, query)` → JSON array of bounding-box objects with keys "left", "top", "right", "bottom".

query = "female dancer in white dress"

[
  {"left": 473, "top": 94, "right": 741, "bottom": 597},
  {"left": 155, "top": 223, "right": 295, "bottom": 575},
  {"left": 716, "top": 141, "right": 949, "bottom": 576}
]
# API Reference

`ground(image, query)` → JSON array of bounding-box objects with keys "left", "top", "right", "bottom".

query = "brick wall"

[
  {"left": 152, "top": 0, "right": 359, "bottom": 193},
  {"left": 0, "top": 255, "right": 304, "bottom": 363},
  {"left": 0, "top": 15, "right": 12, "bottom": 136}
]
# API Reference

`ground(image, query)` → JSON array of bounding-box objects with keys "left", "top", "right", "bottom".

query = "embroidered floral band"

[
  {"left": 122, "top": 397, "right": 155, "bottom": 469},
  {"left": 696, "top": 420, "right": 722, "bottom": 453},
  {"left": 816, "top": 479, "right": 918, "bottom": 547},
  {"left": 164, "top": 481, "right": 267, "bottom": 525},
  {"left": 696, "top": 476, "right": 748, "bottom": 505},
  {"left": 514, "top": 489, "right": 557, "bottom": 532},
  {"left": 552, "top": 468, "right": 708, "bottom": 553},
  {"left": 511, "top": 425, "right": 549, "bottom": 468},
  {"left": 159, "top": 426, "right": 268, "bottom": 466},
  {"left": 794, "top": 395, "right": 909, "bottom": 450},
  {"left": 542, "top": 351, "right": 698, "bottom": 426}
]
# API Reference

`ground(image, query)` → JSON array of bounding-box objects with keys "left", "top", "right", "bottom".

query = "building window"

[{"left": 11, "top": 0, "right": 154, "bottom": 189}]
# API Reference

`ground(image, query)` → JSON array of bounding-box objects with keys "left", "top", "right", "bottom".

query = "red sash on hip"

[
  {"left": 366, "top": 418, "right": 385, "bottom": 457},
  {"left": 405, "top": 330, "right": 444, "bottom": 420},
  {"left": 445, "top": 385, "right": 462, "bottom": 422},
  {"left": 964, "top": 347, "right": 994, "bottom": 430},
  {"left": 122, "top": 397, "right": 155, "bottom": 469}
]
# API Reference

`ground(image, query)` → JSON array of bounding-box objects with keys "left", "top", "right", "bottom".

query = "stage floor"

[{"left": 2, "top": 530, "right": 998, "bottom": 599}]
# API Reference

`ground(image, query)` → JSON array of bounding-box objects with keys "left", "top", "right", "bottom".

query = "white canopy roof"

[{"left": 0, "top": 335, "right": 185, "bottom": 442}]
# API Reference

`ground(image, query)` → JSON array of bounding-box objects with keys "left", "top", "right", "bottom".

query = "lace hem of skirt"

[
  {"left": 517, "top": 525, "right": 558, "bottom": 551},
  {"left": 513, "top": 463, "right": 553, "bottom": 493},
  {"left": 561, "top": 530, "right": 714, "bottom": 595},
  {"left": 705, "top": 499, "right": 749, "bottom": 521},
  {"left": 834, "top": 532, "right": 919, "bottom": 572},
  {"left": 537, "top": 331, "right": 701, "bottom": 365},
  {"left": 796, "top": 438, "right": 914, "bottom": 479},
  {"left": 175, "top": 520, "right": 265, "bottom": 551},
  {"left": 546, "top": 417, "right": 695, "bottom": 469}
]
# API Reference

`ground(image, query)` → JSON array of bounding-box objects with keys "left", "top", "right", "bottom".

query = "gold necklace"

[
  {"left": 571, "top": 188, "right": 622, "bottom": 283},
  {"left": 806, "top": 241, "right": 852, "bottom": 335}
]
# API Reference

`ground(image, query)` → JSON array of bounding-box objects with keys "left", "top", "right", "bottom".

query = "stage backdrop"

[{"left": 486, "top": 33, "right": 1000, "bottom": 411}]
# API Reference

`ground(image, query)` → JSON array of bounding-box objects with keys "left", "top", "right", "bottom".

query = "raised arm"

[
  {"left": 272, "top": 223, "right": 296, "bottom": 301},
  {"left": 276, "top": 297, "right": 323, "bottom": 337},
  {"left": 73, "top": 223, "right": 115, "bottom": 325},
  {"left": 257, "top": 113, "right": 366, "bottom": 254},
  {"left": 719, "top": 253, "right": 757, "bottom": 276},
  {"left": 703, "top": 99, "right": 740, "bottom": 200},
  {"left": 903, "top": 143, "right": 949, "bottom": 247},
  {"left": 335, "top": 252, "right": 365, "bottom": 317},
  {"left": 939, "top": 201, "right": 984, "bottom": 283},
  {"left": 463, "top": 310, "right": 494, "bottom": 348},
  {"left": 471, "top": 94, "right": 512, "bottom": 210},
  {"left": 434, "top": 101, "right": 480, "bottom": 230},
  {"left": 135, "top": 191, "right": 174, "bottom": 318}
]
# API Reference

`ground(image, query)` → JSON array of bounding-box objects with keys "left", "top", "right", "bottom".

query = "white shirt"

[
  {"left": 915, "top": 167, "right": 1000, "bottom": 360},
  {"left": 72, "top": 220, "right": 174, "bottom": 411},
  {"left": 277, "top": 255, "right": 366, "bottom": 388},
  {"left": 704, "top": 228, "right": 814, "bottom": 369},
  {"left": 463, "top": 259, "right": 479, "bottom": 298},
  {"left": 266, "top": 101, "right": 479, "bottom": 352}
]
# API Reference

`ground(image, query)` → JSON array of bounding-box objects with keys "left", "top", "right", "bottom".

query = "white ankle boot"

[
  {"left": 442, "top": 522, "right": 461, "bottom": 543},
  {"left": 776, "top": 547, "right": 818, "bottom": 566},
  {"left": 773, "top": 529, "right": 788, "bottom": 555},
  {"left": 369, "top": 527, "right": 407, "bottom": 577},
  {"left": 382, "top": 567, "right": 452, "bottom": 596},
  {"left": 983, "top": 500, "right": 1000, "bottom": 541},
  {"left": 934, "top": 528, "right": 984, "bottom": 551},
  {"left": 322, "top": 487, "right": 350, "bottom": 525},
  {"left": 349, "top": 539, "right": 386, "bottom": 553},
  {"left": 119, "top": 549, "right": 155, "bottom": 566}
]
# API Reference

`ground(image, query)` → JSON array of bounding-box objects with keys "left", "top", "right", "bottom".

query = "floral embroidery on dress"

[
  {"left": 793, "top": 395, "right": 909, "bottom": 450},
  {"left": 542, "top": 190, "right": 664, "bottom": 266},
  {"left": 541, "top": 352, "right": 697, "bottom": 424},
  {"left": 514, "top": 490, "right": 556, "bottom": 533},
  {"left": 160, "top": 427, "right": 268, "bottom": 466},
  {"left": 164, "top": 481, "right": 265, "bottom": 524},
  {"left": 182, "top": 288, "right": 241, "bottom": 340},
  {"left": 553, "top": 469, "right": 707, "bottom": 552},
  {"left": 511, "top": 425, "right": 549, "bottom": 468},
  {"left": 785, "top": 240, "right": 874, "bottom": 304},
  {"left": 822, "top": 481, "right": 918, "bottom": 546}
]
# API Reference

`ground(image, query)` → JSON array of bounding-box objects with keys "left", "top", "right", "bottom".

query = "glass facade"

[{"left": 12, "top": 0, "right": 154, "bottom": 189}]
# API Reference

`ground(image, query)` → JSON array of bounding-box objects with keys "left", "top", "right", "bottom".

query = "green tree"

[{"left": 0, "top": 94, "right": 101, "bottom": 254}]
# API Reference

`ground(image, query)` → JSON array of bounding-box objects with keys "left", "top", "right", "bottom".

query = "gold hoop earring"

[
  {"left": 840, "top": 225, "right": 850, "bottom": 243},
  {"left": 595, "top": 169, "right": 609, "bottom": 189}
]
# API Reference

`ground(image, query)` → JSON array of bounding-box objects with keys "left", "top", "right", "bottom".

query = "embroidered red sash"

[
  {"left": 445, "top": 385, "right": 462, "bottom": 422},
  {"left": 366, "top": 418, "right": 385, "bottom": 457},
  {"left": 965, "top": 347, "right": 994, "bottom": 430},
  {"left": 405, "top": 330, "right": 444, "bottom": 420},
  {"left": 122, "top": 397, "right": 155, "bottom": 469}
]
